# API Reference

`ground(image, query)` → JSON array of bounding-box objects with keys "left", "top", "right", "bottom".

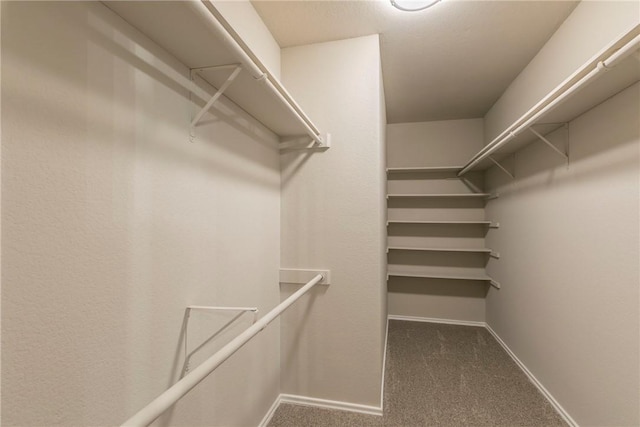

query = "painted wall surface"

[
  {"left": 387, "top": 120, "right": 484, "bottom": 168},
  {"left": 2, "top": 2, "right": 281, "bottom": 426},
  {"left": 214, "top": 0, "right": 281, "bottom": 80},
  {"left": 485, "top": 83, "right": 639, "bottom": 426},
  {"left": 279, "top": 35, "right": 386, "bottom": 407},
  {"left": 378, "top": 61, "right": 389, "bottom": 356},
  {"left": 386, "top": 120, "right": 488, "bottom": 322},
  {"left": 484, "top": 1, "right": 640, "bottom": 143}
]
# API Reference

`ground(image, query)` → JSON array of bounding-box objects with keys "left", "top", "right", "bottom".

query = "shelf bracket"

[
  {"left": 279, "top": 133, "right": 331, "bottom": 152},
  {"left": 190, "top": 65, "right": 243, "bottom": 141},
  {"left": 489, "top": 279, "right": 501, "bottom": 289},
  {"left": 488, "top": 156, "right": 514, "bottom": 179},
  {"left": 489, "top": 222, "right": 500, "bottom": 229},
  {"left": 182, "top": 305, "right": 258, "bottom": 374},
  {"left": 529, "top": 126, "right": 568, "bottom": 162},
  {"left": 490, "top": 251, "right": 500, "bottom": 259}
]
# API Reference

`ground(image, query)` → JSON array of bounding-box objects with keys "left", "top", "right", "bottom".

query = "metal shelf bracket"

[
  {"left": 490, "top": 279, "right": 501, "bottom": 289},
  {"left": 183, "top": 305, "right": 258, "bottom": 374},
  {"left": 189, "top": 65, "right": 243, "bottom": 141},
  {"left": 529, "top": 125, "right": 569, "bottom": 162},
  {"left": 489, "top": 156, "right": 515, "bottom": 179}
]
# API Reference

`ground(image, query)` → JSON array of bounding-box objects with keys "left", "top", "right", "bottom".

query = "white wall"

[
  {"left": 484, "top": 1, "right": 640, "bottom": 143},
  {"left": 386, "top": 120, "right": 488, "bottom": 322},
  {"left": 279, "top": 35, "right": 386, "bottom": 407},
  {"left": 387, "top": 120, "right": 484, "bottom": 168},
  {"left": 1, "top": 2, "right": 281, "bottom": 426},
  {"left": 485, "top": 82, "right": 639, "bottom": 427},
  {"left": 482, "top": 3, "right": 639, "bottom": 424},
  {"left": 214, "top": 0, "right": 281, "bottom": 80}
]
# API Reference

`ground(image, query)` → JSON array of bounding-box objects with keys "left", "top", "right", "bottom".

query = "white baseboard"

[
  {"left": 389, "top": 315, "right": 577, "bottom": 426},
  {"left": 485, "top": 324, "right": 579, "bottom": 427},
  {"left": 279, "top": 394, "right": 383, "bottom": 416},
  {"left": 380, "top": 318, "right": 389, "bottom": 409},
  {"left": 260, "top": 318, "right": 576, "bottom": 427},
  {"left": 388, "top": 314, "right": 485, "bottom": 328},
  {"left": 257, "top": 394, "right": 282, "bottom": 427},
  {"left": 259, "top": 322, "right": 387, "bottom": 425},
  {"left": 258, "top": 393, "right": 383, "bottom": 426}
]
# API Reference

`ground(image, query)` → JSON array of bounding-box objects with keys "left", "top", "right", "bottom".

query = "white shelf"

[
  {"left": 462, "top": 27, "right": 640, "bottom": 173},
  {"left": 387, "top": 246, "right": 493, "bottom": 254},
  {"left": 103, "top": 1, "right": 323, "bottom": 141},
  {"left": 387, "top": 220, "right": 495, "bottom": 226},
  {"left": 387, "top": 193, "right": 492, "bottom": 199},
  {"left": 388, "top": 272, "right": 492, "bottom": 281},
  {"left": 386, "top": 166, "right": 462, "bottom": 173}
]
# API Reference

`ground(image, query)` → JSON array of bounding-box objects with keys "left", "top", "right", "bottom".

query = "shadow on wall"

[
  {"left": 278, "top": 284, "right": 328, "bottom": 378},
  {"left": 3, "top": 2, "right": 280, "bottom": 187},
  {"left": 156, "top": 309, "right": 258, "bottom": 427},
  {"left": 486, "top": 82, "right": 639, "bottom": 194}
]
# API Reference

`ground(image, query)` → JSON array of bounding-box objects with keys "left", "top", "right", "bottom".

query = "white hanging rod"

[
  {"left": 186, "top": 0, "right": 326, "bottom": 147},
  {"left": 121, "top": 274, "right": 324, "bottom": 427},
  {"left": 459, "top": 28, "right": 640, "bottom": 176}
]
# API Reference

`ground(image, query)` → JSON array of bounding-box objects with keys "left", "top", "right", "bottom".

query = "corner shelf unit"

[
  {"left": 386, "top": 166, "right": 499, "bottom": 288},
  {"left": 460, "top": 25, "right": 640, "bottom": 175},
  {"left": 102, "top": 0, "right": 328, "bottom": 147}
]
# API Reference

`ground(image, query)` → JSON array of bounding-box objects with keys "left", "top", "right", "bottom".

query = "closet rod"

[
  {"left": 121, "top": 274, "right": 325, "bottom": 427},
  {"left": 187, "top": 0, "right": 326, "bottom": 147},
  {"left": 459, "top": 28, "right": 640, "bottom": 176}
]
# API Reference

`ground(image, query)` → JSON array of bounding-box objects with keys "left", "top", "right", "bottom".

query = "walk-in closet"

[{"left": 2, "top": 1, "right": 638, "bottom": 426}]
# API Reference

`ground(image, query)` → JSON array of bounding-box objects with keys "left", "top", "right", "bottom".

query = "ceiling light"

[{"left": 390, "top": 0, "right": 440, "bottom": 12}]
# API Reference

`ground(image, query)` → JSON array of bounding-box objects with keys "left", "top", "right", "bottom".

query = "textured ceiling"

[{"left": 252, "top": 0, "right": 578, "bottom": 124}]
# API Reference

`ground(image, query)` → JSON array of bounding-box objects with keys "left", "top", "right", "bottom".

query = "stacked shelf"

[{"left": 386, "top": 166, "right": 499, "bottom": 287}]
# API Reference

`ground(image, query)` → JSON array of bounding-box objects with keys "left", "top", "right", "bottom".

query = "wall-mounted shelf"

[
  {"left": 387, "top": 193, "right": 492, "bottom": 199},
  {"left": 388, "top": 271, "right": 500, "bottom": 288},
  {"left": 387, "top": 220, "right": 496, "bottom": 226},
  {"left": 460, "top": 26, "right": 640, "bottom": 175},
  {"left": 386, "top": 166, "right": 462, "bottom": 174},
  {"left": 387, "top": 246, "right": 493, "bottom": 254},
  {"left": 102, "top": 1, "right": 328, "bottom": 147},
  {"left": 388, "top": 272, "right": 492, "bottom": 281}
]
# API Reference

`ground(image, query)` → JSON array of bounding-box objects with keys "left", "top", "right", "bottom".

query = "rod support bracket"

[
  {"left": 529, "top": 126, "right": 569, "bottom": 162},
  {"left": 315, "top": 132, "right": 331, "bottom": 148},
  {"left": 189, "top": 65, "right": 243, "bottom": 139},
  {"left": 488, "top": 156, "right": 514, "bottom": 179}
]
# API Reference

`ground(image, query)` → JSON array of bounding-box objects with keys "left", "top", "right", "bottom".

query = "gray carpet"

[{"left": 268, "top": 320, "right": 566, "bottom": 426}]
